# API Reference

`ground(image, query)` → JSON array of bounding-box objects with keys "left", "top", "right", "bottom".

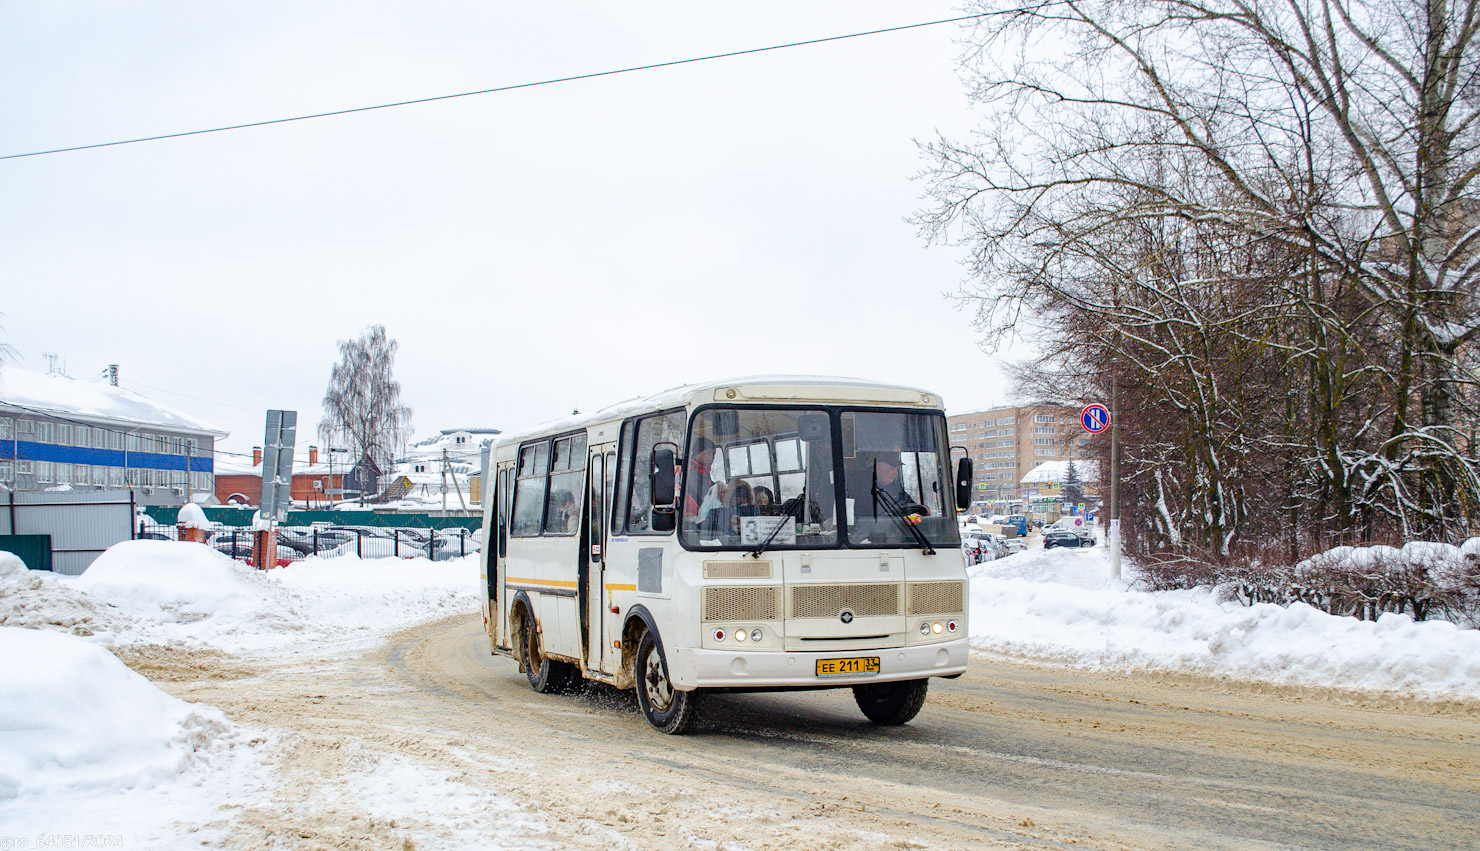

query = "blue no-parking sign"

[{"left": 1081, "top": 404, "right": 1110, "bottom": 434}]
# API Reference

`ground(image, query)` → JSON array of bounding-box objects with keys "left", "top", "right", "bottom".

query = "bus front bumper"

[{"left": 668, "top": 637, "right": 969, "bottom": 690}]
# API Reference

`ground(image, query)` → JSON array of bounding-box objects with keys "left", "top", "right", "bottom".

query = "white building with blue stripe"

[{"left": 0, "top": 366, "right": 226, "bottom": 501}]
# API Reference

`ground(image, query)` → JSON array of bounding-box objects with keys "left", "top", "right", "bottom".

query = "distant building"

[
  {"left": 946, "top": 402, "right": 1099, "bottom": 510},
  {"left": 380, "top": 428, "right": 500, "bottom": 509},
  {"left": 0, "top": 366, "right": 226, "bottom": 502},
  {"left": 213, "top": 445, "right": 349, "bottom": 508}
]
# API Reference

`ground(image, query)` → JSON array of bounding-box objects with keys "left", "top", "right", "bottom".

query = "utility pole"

[
  {"left": 441, "top": 448, "right": 468, "bottom": 515},
  {"left": 1110, "top": 359, "right": 1122, "bottom": 580}
]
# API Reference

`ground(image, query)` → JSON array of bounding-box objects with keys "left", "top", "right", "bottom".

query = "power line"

[
  {"left": 0, "top": 13, "right": 989, "bottom": 162},
  {"left": 117, "top": 378, "right": 264, "bottom": 413}
]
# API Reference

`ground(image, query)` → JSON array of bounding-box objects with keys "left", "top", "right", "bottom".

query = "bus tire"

[
  {"left": 635, "top": 630, "right": 701, "bottom": 734},
  {"left": 853, "top": 678, "right": 929, "bottom": 725},
  {"left": 522, "top": 608, "right": 574, "bottom": 694}
]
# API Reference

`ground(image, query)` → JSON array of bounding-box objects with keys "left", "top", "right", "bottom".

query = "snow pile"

[
  {"left": 6, "top": 540, "right": 479, "bottom": 658},
  {"left": 177, "top": 502, "right": 212, "bottom": 530},
  {"left": 0, "top": 626, "right": 262, "bottom": 841},
  {"left": 969, "top": 545, "right": 1480, "bottom": 698},
  {"left": 0, "top": 551, "right": 138, "bottom": 639}
]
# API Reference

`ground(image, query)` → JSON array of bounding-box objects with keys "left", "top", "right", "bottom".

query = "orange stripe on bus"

[
  {"left": 605, "top": 583, "right": 637, "bottom": 591},
  {"left": 506, "top": 577, "right": 579, "bottom": 588}
]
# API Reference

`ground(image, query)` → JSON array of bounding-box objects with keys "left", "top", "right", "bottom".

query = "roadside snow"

[
  {"left": 969, "top": 545, "right": 1480, "bottom": 698},
  {"left": 11, "top": 540, "right": 480, "bottom": 658},
  {"left": 0, "top": 626, "right": 266, "bottom": 847}
]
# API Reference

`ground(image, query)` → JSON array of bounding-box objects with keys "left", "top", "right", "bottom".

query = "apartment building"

[{"left": 946, "top": 402, "right": 1099, "bottom": 509}]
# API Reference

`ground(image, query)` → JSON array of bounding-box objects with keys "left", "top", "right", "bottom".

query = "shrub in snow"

[{"left": 1136, "top": 540, "right": 1480, "bottom": 628}]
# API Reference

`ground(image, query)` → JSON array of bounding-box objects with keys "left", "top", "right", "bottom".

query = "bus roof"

[{"left": 493, "top": 375, "right": 945, "bottom": 449}]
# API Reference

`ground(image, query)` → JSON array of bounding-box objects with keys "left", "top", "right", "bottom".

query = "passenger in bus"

[
  {"left": 553, "top": 490, "right": 580, "bottom": 534},
  {"left": 752, "top": 485, "right": 776, "bottom": 515},
  {"left": 683, "top": 436, "right": 720, "bottom": 520},
  {"left": 726, "top": 481, "right": 757, "bottom": 536}
]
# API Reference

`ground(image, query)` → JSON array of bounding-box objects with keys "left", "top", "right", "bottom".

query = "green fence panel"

[
  {"left": 142, "top": 505, "right": 481, "bottom": 531},
  {"left": 0, "top": 535, "right": 53, "bottom": 571}
]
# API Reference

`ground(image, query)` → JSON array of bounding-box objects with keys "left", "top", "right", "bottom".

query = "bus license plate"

[{"left": 816, "top": 656, "right": 880, "bottom": 677}]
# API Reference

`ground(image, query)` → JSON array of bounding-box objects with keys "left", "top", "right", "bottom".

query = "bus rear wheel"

[
  {"left": 635, "top": 631, "right": 701, "bottom": 734},
  {"left": 853, "top": 679, "right": 929, "bottom": 725},
  {"left": 522, "top": 608, "right": 576, "bottom": 694}
]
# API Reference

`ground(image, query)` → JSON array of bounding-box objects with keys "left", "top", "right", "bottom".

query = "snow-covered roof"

[
  {"left": 0, "top": 367, "right": 226, "bottom": 437},
  {"left": 1019, "top": 460, "right": 1099, "bottom": 485},
  {"left": 495, "top": 375, "right": 944, "bottom": 447},
  {"left": 409, "top": 427, "right": 501, "bottom": 449}
]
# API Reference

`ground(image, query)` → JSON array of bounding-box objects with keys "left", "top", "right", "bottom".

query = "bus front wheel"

[
  {"left": 635, "top": 631, "right": 701, "bottom": 734},
  {"left": 853, "top": 679, "right": 929, "bottom": 725},
  {"left": 522, "top": 608, "right": 576, "bottom": 694}
]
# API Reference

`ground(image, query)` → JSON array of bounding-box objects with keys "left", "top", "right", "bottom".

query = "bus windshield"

[
  {"left": 839, "top": 410, "right": 958, "bottom": 549},
  {"left": 683, "top": 407, "right": 838, "bottom": 549},
  {"left": 681, "top": 407, "right": 958, "bottom": 550}
]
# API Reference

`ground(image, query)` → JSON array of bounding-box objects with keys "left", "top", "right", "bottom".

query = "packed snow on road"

[{"left": 1, "top": 539, "right": 1477, "bottom": 847}]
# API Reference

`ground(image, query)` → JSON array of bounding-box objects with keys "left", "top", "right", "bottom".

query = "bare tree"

[
  {"left": 917, "top": 0, "right": 1480, "bottom": 553},
  {"left": 319, "top": 325, "right": 413, "bottom": 503}
]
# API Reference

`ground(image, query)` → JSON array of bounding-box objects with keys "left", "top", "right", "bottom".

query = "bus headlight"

[
  {"left": 735, "top": 629, "right": 748, "bottom": 642},
  {"left": 932, "top": 622, "right": 943, "bottom": 634},
  {"left": 750, "top": 628, "right": 763, "bottom": 643},
  {"left": 919, "top": 622, "right": 931, "bottom": 636}
]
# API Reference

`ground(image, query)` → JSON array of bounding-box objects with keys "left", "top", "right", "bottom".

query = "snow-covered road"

[{"left": 1, "top": 541, "right": 1477, "bottom": 848}]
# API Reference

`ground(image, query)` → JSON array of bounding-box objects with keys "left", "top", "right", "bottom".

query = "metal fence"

[
  {"left": 0, "top": 489, "right": 135, "bottom": 575},
  {"left": 138, "top": 520, "right": 479, "bottom": 566}
]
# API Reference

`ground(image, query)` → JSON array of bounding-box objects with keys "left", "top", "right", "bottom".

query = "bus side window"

[
  {"left": 626, "top": 410, "right": 684, "bottom": 534},
  {"left": 511, "top": 442, "right": 550, "bottom": 537},
  {"left": 498, "top": 467, "right": 511, "bottom": 557},
  {"left": 612, "top": 420, "right": 633, "bottom": 535}
]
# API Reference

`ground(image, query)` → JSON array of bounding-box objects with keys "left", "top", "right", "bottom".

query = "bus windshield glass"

[
  {"left": 683, "top": 408, "right": 838, "bottom": 549},
  {"left": 681, "top": 407, "right": 958, "bottom": 551},
  {"left": 840, "top": 410, "right": 958, "bottom": 549}
]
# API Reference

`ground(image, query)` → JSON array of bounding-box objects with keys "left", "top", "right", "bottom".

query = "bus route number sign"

[{"left": 1081, "top": 404, "right": 1111, "bottom": 434}]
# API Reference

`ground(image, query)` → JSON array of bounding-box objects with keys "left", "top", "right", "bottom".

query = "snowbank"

[
  {"left": 969, "top": 545, "right": 1480, "bottom": 698},
  {"left": 0, "top": 551, "right": 138, "bottom": 639},
  {"left": 0, "top": 626, "right": 261, "bottom": 843},
  {"left": 6, "top": 540, "right": 480, "bottom": 659}
]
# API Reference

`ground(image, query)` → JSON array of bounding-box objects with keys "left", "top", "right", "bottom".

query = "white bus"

[{"left": 479, "top": 377, "right": 973, "bottom": 733}]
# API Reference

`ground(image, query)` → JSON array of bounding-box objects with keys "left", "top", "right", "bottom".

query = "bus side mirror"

[
  {"left": 955, "top": 457, "right": 973, "bottom": 511},
  {"left": 650, "top": 444, "right": 677, "bottom": 532}
]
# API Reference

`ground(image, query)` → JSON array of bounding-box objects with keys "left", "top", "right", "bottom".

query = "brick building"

[{"left": 214, "top": 445, "right": 348, "bottom": 508}]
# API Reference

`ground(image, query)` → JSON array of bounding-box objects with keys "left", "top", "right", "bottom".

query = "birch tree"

[{"left": 319, "top": 325, "right": 413, "bottom": 498}]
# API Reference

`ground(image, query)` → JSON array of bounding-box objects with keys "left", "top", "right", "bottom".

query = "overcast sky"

[{"left": 0, "top": 2, "right": 1015, "bottom": 458}]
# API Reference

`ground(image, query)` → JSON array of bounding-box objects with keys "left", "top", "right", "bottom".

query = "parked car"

[
  {"left": 1003, "top": 538, "right": 1026, "bottom": 554},
  {"left": 961, "top": 530, "right": 1006, "bottom": 564},
  {"left": 326, "top": 536, "right": 427, "bottom": 560},
  {"left": 1043, "top": 529, "right": 1097, "bottom": 549}
]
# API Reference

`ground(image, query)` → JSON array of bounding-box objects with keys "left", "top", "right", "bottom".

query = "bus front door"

[{"left": 584, "top": 445, "right": 616, "bottom": 673}]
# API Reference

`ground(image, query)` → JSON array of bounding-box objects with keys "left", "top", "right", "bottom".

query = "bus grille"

[
  {"left": 790, "top": 583, "right": 901, "bottom": 619},
  {"left": 703, "top": 560, "right": 773, "bottom": 579},
  {"left": 702, "top": 586, "right": 782, "bottom": 621},
  {"left": 907, "top": 581, "right": 965, "bottom": 615}
]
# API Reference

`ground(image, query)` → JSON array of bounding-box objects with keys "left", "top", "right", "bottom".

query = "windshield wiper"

[
  {"left": 871, "top": 476, "right": 936, "bottom": 555},
  {"left": 748, "top": 494, "right": 804, "bottom": 559}
]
